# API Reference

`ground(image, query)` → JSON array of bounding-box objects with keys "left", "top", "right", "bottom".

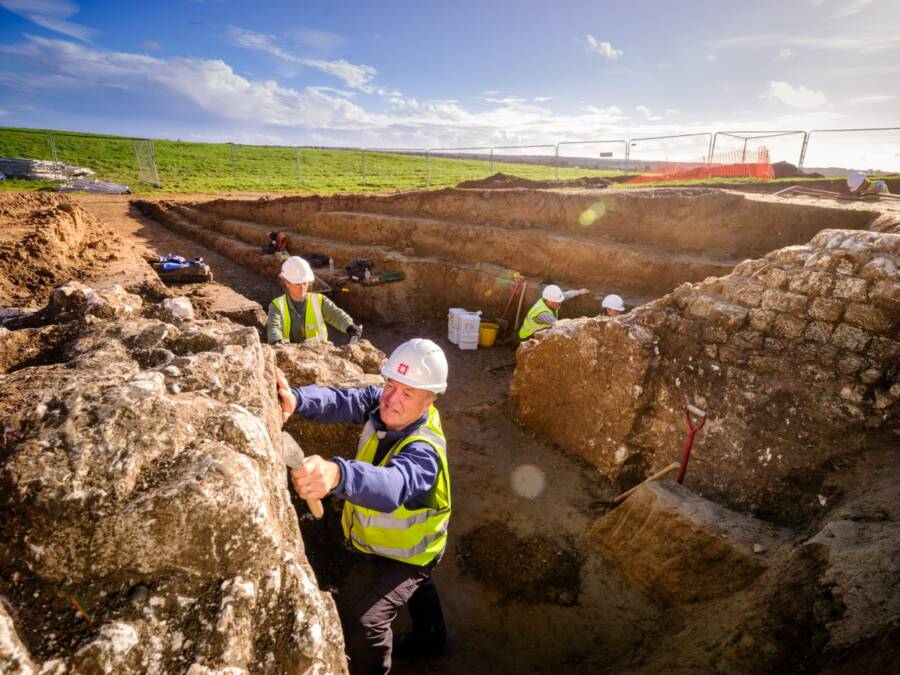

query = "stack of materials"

[
  {"left": 56, "top": 177, "right": 131, "bottom": 194},
  {"left": 0, "top": 157, "right": 94, "bottom": 181},
  {"left": 448, "top": 308, "right": 481, "bottom": 351}
]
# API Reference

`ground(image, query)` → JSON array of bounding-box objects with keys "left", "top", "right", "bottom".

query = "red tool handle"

[{"left": 676, "top": 408, "right": 706, "bottom": 484}]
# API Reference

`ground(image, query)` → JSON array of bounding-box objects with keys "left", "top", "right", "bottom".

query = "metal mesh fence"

[
  {"left": 556, "top": 140, "right": 628, "bottom": 177},
  {"left": 800, "top": 128, "right": 900, "bottom": 175},
  {"left": 2, "top": 125, "right": 897, "bottom": 191}
]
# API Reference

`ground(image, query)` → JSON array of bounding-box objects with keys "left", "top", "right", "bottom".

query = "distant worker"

[
  {"left": 277, "top": 339, "right": 451, "bottom": 674},
  {"left": 601, "top": 294, "right": 626, "bottom": 317},
  {"left": 847, "top": 171, "right": 890, "bottom": 196},
  {"left": 268, "top": 256, "right": 362, "bottom": 345},
  {"left": 518, "top": 284, "right": 589, "bottom": 340}
]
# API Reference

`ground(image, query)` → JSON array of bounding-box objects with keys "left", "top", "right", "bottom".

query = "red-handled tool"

[{"left": 676, "top": 404, "right": 707, "bottom": 484}]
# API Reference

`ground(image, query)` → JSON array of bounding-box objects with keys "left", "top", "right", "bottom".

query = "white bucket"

[
  {"left": 458, "top": 312, "right": 481, "bottom": 338},
  {"left": 458, "top": 337, "right": 478, "bottom": 351}
]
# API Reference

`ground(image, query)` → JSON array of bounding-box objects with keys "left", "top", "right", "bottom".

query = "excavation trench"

[{"left": 3, "top": 189, "right": 897, "bottom": 674}]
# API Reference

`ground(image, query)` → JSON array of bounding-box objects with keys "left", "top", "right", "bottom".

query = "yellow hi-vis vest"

[
  {"left": 341, "top": 406, "right": 451, "bottom": 567},
  {"left": 519, "top": 298, "right": 558, "bottom": 339},
  {"left": 273, "top": 293, "right": 327, "bottom": 343}
]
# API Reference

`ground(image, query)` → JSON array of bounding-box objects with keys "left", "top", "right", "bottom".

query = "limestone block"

[
  {"left": 771, "top": 314, "right": 807, "bottom": 340},
  {"left": 843, "top": 303, "right": 894, "bottom": 334},
  {"left": 749, "top": 308, "right": 776, "bottom": 331},
  {"left": 761, "top": 289, "right": 809, "bottom": 314},
  {"left": 830, "top": 323, "right": 871, "bottom": 352},
  {"left": 788, "top": 270, "right": 834, "bottom": 297},
  {"left": 808, "top": 297, "right": 845, "bottom": 322},
  {"left": 160, "top": 296, "right": 195, "bottom": 321},
  {"left": 591, "top": 482, "right": 783, "bottom": 605},
  {"left": 833, "top": 276, "right": 869, "bottom": 302},
  {"left": 804, "top": 321, "right": 834, "bottom": 344}
]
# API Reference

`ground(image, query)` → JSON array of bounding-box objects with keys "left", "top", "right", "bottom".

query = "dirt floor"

[{"left": 4, "top": 188, "right": 898, "bottom": 673}]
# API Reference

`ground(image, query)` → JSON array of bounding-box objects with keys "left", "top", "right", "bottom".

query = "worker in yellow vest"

[
  {"left": 847, "top": 171, "right": 890, "bottom": 196},
  {"left": 518, "top": 284, "right": 588, "bottom": 340},
  {"left": 276, "top": 339, "right": 450, "bottom": 674},
  {"left": 267, "top": 256, "right": 361, "bottom": 345}
]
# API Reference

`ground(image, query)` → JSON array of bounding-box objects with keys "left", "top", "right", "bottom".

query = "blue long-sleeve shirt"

[{"left": 290, "top": 384, "right": 441, "bottom": 513}]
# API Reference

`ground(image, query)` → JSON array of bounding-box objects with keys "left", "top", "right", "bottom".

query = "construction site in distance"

[{"left": 1, "top": 173, "right": 897, "bottom": 673}]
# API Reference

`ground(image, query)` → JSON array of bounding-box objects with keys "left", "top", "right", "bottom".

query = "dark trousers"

[{"left": 346, "top": 556, "right": 445, "bottom": 675}]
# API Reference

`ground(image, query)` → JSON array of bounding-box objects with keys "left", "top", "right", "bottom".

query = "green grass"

[{"left": 0, "top": 126, "right": 618, "bottom": 194}]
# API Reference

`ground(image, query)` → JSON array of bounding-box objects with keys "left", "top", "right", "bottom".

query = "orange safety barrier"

[{"left": 627, "top": 147, "right": 774, "bottom": 184}]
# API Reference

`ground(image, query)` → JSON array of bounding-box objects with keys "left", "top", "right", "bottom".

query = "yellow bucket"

[{"left": 479, "top": 322, "right": 499, "bottom": 347}]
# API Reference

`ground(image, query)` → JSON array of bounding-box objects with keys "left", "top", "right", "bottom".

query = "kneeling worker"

[
  {"left": 276, "top": 338, "right": 450, "bottom": 674},
  {"left": 268, "top": 256, "right": 361, "bottom": 345},
  {"left": 518, "top": 284, "right": 588, "bottom": 340},
  {"left": 848, "top": 171, "right": 890, "bottom": 196}
]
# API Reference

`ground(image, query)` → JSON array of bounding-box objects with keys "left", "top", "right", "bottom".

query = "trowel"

[{"left": 282, "top": 431, "right": 325, "bottom": 519}]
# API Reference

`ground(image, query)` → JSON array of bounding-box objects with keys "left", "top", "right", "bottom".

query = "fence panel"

[
  {"left": 361, "top": 149, "right": 427, "bottom": 189},
  {"left": 426, "top": 148, "right": 493, "bottom": 186},
  {"left": 297, "top": 147, "right": 363, "bottom": 192},
  {"left": 0, "top": 127, "right": 56, "bottom": 161},
  {"left": 801, "top": 128, "right": 900, "bottom": 175},
  {"left": 153, "top": 140, "right": 232, "bottom": 192},
  {"left": 712, "top": 131, "right": 806, "bottom": 169},
  {"left": 555, "top": 140, "right": 628, "bottom": 178},
  {"left": 229, "top": 144, "right": 300, "bottom": 190},
  {"left": 490, "top": 144, "right": 557, "bottom": 181},
  {"left": 626, "top": 133, "right": 713, "bottom": 175}
]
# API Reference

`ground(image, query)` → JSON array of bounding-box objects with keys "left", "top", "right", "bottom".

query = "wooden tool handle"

[
  {"left": 612, "top": 462, "right": 679, "bottom": 504},
  {"left": 305, "top": 498, "right": 324, "bottom": 519}
]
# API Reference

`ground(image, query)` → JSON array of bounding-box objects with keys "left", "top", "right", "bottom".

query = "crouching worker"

[
  {"left": 601, "top": 294, "right": 626, "bottom": 317},
  {"left": 276, "top": 339, "right": 451, "bottom": 674},
  {"left": 848, "top": 171, "right": 890, "bottom": 196},
  {"left": 268, "top": 256, "right": 362, "bottom": 345},
  {"left": 518, "top": 284, "right": 588, "bottom": 340}
]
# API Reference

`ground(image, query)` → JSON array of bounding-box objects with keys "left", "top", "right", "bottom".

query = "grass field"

[{"left": 0, "top": 126, "right": 620, "bottom": 194}]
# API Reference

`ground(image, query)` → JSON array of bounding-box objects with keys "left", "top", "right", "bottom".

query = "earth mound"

[{"left": 456, "top": 172, "right": 609, "bottom": 189}]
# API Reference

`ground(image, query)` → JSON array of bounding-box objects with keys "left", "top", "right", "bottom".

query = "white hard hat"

[
  {"left": 542, "top": 284, "right": 565, "bottom": 303},
  {"left": 847, "top": 171, "right": 867, "bottom": 191},
  {"left": 381, "top": 338, "right": 448, "bottom": 394},
  {"left": 280, "top": 256, "right": 314, "bottom": 284},
  {"left": 602, "top": 294, "right": 625, "bottom": 312}
]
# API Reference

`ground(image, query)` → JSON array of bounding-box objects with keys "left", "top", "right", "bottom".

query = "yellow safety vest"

[
  {"left": 273, "top": 293, "right": 327, "bottom": 343},
  {"left": 519, "top": 298, "right": 557, "bottom": 339},
  {"left": 341, "top": 406, "right": 451, "bottom": 567}
]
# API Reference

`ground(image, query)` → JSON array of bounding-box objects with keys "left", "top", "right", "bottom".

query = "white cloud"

[
  {"left": 226, "top": 26, "right": 377, "bottom": 91},
  {"left": 285, "top": 27, "right": 347, "bottom": 51},
  {"left": 664, "top": 108, "right": 680, "bottom": 115},
  {"left": 705, "top": 53, "right": 716, "bottom": 62},
  {"left": 848, "top": 94, "right": 897, "bottom": 104},
  {"left": 140, "top": 39, "right": 161, "bottom": 52},
  {"left": 584, "top": 105, "right": 623, "bottom": 116},
  {"left": 533, "top": 96, "right": 552, "bottom": 102},
  {"left": 656, "top": 61, "right": 674, "bottom": 69},
  {"left": 483, "top": 96, "right": 526, "bottom": 105},
  {"left": 765, "top": 80, "right": 828, "bottom": 108},
  {"left": 0, "top": 108, "right": 7, "bottom": 115},
  {"left": 2, "top": 35, "right": 374, "bottom": 129},
  {"left": 777, "top": 48, "right": 793, "bottom": 60},
  {"left": 635, "top": 105, "right": 662, "bottom": 120},
  {"left": 583, "top": 35, "right": 623, "bottom": 60},
  {"left": 0, "top": 0, "right": 97, "bottom": 41},
  {"left": 831, "top": 0, "right": 878, "bottom": 18},
  {"left": 712, "top": 31, "right": 900, "bottom": 54}
]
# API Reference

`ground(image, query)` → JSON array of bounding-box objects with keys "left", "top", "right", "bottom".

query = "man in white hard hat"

[
  {"left": 847, "top": 171, "right": 890, "bottom": 196},
  {"left": 268, "top": 255, "right": 361, "bottom": 345},
  {"left": 276, "top": 338, "right": 450, "bottom": 674},
  {"left": 518, "top": 284, "right": 589, "bottom": 340},
  {"left": 601, "top": 294, "right": 626, "bottom": 317}
]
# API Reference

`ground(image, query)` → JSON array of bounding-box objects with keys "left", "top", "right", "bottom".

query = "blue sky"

[{"left": 1, "top": 0, "right": 898, "bottom": 167}]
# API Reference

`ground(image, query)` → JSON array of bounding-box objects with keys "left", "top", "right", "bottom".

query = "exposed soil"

[
  {"left": 457, "top": 171, "right": 610, "bottom": 189},
  {"left": 2, "top": 188, "right": 897, "bottom": 673}
]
